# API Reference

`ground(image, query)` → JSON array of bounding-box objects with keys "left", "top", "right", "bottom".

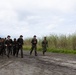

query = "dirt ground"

[{"left": 0, "top": 51, "right": 76, "bottom": 75}]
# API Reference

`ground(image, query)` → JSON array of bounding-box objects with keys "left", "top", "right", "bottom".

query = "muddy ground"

[{"left": 0, "top": 51, "right": 76, "bottom": 75}]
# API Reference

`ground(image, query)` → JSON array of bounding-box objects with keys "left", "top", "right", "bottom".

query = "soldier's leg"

[
  {"left": 42, "top": 47, "right": 45, "bottom": 55},
  {"left": 15, "top": 47, "right": 18, "bottom": 56},
  {"left": 0, "top": 50, "right": 1, "bottom": 55},
  {"left": 0, "top": 48, "right": 3, "bottom": 56},
  {"left": 4, "top": 47, "right": 6, "bottom": 55},
  {"left": 43, "top": 47, "right": 46, "bottom": 55},
  {"left": 30, "top": 46, "right": 34, "bottom": 55},
  {"left": 0, "top": 48, "right": 1, "bottom": 55},
  {"left": 7, "top": 47, "right": 10, "bottom": 58},
  {"left": 35, "top": 46, "right": 37, "bottom": 56},
  {"left": 13, "top": 46, "right": 17, "bottom": 56},
  {"left": 21, "top": 47, "right": 23, "bottom": 58},
  {"left": 14, "top": 47, "right": 17, "bottom": 56},
  {"left": 10, "top": 47, "right": 13, "bottom": 55},
  {"left": 43, "top": 50, "right": 45, "bottom": 55},
  {"left": 2, "top": 48, "right": 4, "bottom": 56},
  {"left": 16, "top": 47, "right": 19, "bottom": 57},
  {"left": 13, "top": 47, "right": 15, "bottom": 56}
]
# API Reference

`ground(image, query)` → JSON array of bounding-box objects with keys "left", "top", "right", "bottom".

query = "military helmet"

[
  {"left": 20, "top": 35, "right": 23, "bottom": 37},
  {"left": 7, "top": 35, "right": 10, "bottom": 38},
  {"left": 34, "top": 35, "right": 36, "bottom": 37},
  {"left": 14, "top": 38, "right": 16, "bottom": 40}
]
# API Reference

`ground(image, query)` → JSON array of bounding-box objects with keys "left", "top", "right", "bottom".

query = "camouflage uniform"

[
  {"left": 42, "top": 37, "right": 48, "bottom": 55},
  {"left": 5, "top": 35, "right": 12, "bottom": 57},
  {"left": 0, "top": 38, "right": 2, "bottom": 55},
  {"left": 16, "top": 35, "right": 23, "bottom": 58},
  {"left": 30, "top": 35, "right": 37, "bottom": 56},
  {"left": 13, "top": 38, "right": 18, "bottom": 56}
]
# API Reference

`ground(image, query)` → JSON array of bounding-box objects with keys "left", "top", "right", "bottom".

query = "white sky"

[{"left": 0, "top": 0, "right": 76, "bottom": 38}]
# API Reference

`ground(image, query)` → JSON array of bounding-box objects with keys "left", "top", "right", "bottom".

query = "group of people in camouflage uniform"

[
  {"left": 30, "top": 35, "right": 48, "bottom": 56},
  {"left": 0, "top": 35, "right": 23, "bottom": 58},
  {"left": 0, "top": 35, "right": 48, "bottom": 58}
]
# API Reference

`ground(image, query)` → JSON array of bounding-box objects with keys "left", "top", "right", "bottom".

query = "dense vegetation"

[{"left": 23, "top": 34, "right": 76, "bottom": 54}]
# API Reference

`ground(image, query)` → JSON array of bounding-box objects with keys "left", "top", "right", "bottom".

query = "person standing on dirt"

[
  {"left": 4, "top": 38, "right": 7, "bottom": 55},
  {"left": 1, "top": 38, "right": 5, "bottom": 56},
  {"left": 5, "top": 35, "right": 13, "bottom": 58},
  {"left": 30, "top": 35, "right": 37, "bottom": 56},
  {"left": 13, "top": 38, "right": 18, "bottom": 56},
  {"left": 0, "top": 38, "right": 3, "bottom": 56},
  {"left": 42, "top": 37, "right": 48, "bottom": 55},
  {"left": 16, "top": 35, "right": 24, "bottom": 58}
]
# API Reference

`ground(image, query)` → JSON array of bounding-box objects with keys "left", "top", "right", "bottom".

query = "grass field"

[{"left": 23, "top": 46, "right": 76, "bottom": 54}]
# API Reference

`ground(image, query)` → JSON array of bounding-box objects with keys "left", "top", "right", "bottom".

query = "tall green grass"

[{"left": 23, "top": 33, "right": 76, "bottom": 54}]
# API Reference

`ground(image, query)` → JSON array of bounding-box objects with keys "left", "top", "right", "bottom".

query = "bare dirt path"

[{"left": 0, "top": 51, "right": 76, "bottom": 75}]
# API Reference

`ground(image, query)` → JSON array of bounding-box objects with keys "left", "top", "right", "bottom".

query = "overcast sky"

[{"left": 0, "top": 0, "right": 76, "bottom": 38}]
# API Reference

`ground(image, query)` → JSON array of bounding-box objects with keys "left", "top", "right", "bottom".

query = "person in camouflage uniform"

[
  {"left": 0, "top": 38, "right": 7, "bottom": 56},
  {"left": 30, "top": 35, "right": 37, "bottom": 56},
  {"left": 1, "top": 38, "right": 5, "bottom": 56},
  {"left": 5, "top": 35, "right": 13, "bottom": 58},
  {"left": 42, "top": 37, "right": 48, "bottom": 55},
  {"left": 13, "top": 38, "right": 18, "bottom": 56},
  {"left": 16, "top": 35, "right": 24, "bottom": 58},
  {"left": 0, "top": 38, "right": 4, "bottom": 56}
]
